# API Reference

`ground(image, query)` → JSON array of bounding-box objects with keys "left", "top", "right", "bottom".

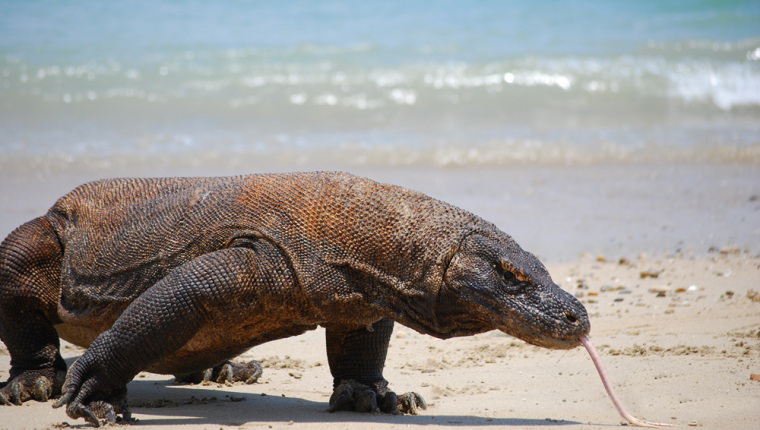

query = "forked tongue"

[{"left": 580, "top": 335, "right": 673, "bottom": 428}]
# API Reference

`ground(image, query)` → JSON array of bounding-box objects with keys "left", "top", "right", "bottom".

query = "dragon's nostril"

[{"left": 564, "top": 311, "right": 578, "bottom": 324}]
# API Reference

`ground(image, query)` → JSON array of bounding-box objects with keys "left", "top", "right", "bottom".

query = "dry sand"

[{"left": 1, "top": 162, "right": 759, "bottom": 429}]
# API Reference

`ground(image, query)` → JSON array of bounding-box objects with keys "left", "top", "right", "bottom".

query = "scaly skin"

[{"left": 0, "top": 172, "right": 589, "bottom": 426}]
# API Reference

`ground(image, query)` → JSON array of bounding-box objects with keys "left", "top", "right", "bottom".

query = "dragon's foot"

[
  {"left": 328, "top": 379, "right": 427, "bottom": 415},
  {"left": 0, "top": 367, "right": 66, "bottom": 405},
  {"left": 52, "top": 355, "right": 133, "bottom": 427},
  {"left": 55, "top": 386, "right": 131, "bottom": 428},
  {"left": 174, "top": 360, "right": 263, "bottom": 385}
]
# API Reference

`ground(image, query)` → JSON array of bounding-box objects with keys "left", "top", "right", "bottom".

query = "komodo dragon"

[{"left": 0, "top": 171, "right": 590, "bottom": 426}]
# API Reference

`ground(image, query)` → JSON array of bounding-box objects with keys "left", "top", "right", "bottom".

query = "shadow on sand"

[{"left": 113, "top": 379, "right": 581, "bottom": 428}]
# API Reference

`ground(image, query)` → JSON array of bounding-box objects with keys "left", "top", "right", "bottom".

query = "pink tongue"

[{"left": 580, "top": 335, "right": 673, "bottom": 428}]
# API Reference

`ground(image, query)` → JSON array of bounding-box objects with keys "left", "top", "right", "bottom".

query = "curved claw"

[
  {"left": 34, "top": 379, "right": 51, "bottom": 402},
  {"left": 397, "top": 391, "right": 427, "bottom": 415},
  {"left": 82, "top": 407, "right": 101, "bottom": 428},
  {"left": 377, "top": 390, "right": 398, "bottom": 414},
  {"left": 200, "top": 367, "right": 213, "bottom": 382},
  {"left": 216, "top": 363, "right": 234, "bottom": 383},
  {"left": 327, "top": 383, "right": 350, "bottom": 412},
  {"left": 53, "top": 386, "right": 75, "bottom": 409},
  {"left": 352, "top": 386, "right": 378, "bottom": 413},
  {"left": 0, "top": 389, "right": 11, "bottom": 405},
  {"left": 242, "top": 360, "right": 263, "bottom": 384},
  {"left": 10, "top": 382, "right": 23, "bottom": 404}
]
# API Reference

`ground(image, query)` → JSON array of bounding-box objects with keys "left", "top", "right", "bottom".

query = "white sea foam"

[{"left": 1, "top": 1, "right": 758, "bottom": 165}]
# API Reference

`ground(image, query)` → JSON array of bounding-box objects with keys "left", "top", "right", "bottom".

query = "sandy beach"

[{"left": 1, "top": 162, "right": 758, "bottom": 429}]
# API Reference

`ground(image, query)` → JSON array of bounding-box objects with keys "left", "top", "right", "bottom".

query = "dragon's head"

[{"left": 437, "top": 230, "right": 589, "bottom": 349}]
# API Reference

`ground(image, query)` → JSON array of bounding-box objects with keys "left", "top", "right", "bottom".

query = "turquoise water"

[{"left": 1, "top": 0, "right": 759, "bottom": 166}]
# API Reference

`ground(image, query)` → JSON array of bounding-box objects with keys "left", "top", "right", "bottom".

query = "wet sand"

[{"left": 1, "top": 162, "right": 759, "bottom": 429}]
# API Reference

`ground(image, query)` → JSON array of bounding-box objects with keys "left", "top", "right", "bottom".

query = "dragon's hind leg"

[{"left": 0, "top": 217, "right": 66, "bottom": 405}]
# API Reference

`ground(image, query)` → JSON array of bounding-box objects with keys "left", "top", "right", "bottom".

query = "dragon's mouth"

[
  {"left": 500, "top": 322, "right": 587, "bottom": 350},
  {"left": 496, "top": 304, "right": 590, "bottom": 350}
]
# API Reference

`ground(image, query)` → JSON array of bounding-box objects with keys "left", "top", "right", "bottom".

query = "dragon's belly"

[
  {"left": 144, "top": 321, "right": 319, "bottom": 375},
  {"left": 55, "top": 322, "right": 102, "bottom": 349}
]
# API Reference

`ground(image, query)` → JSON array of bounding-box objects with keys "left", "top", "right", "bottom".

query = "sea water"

[{"left": 1, "top": 0, "right": 759, "bottom": 169}]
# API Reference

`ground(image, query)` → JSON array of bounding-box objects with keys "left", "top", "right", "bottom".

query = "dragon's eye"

[{"left": 494, "top": 261, "right": 517, "bottom": 283}]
